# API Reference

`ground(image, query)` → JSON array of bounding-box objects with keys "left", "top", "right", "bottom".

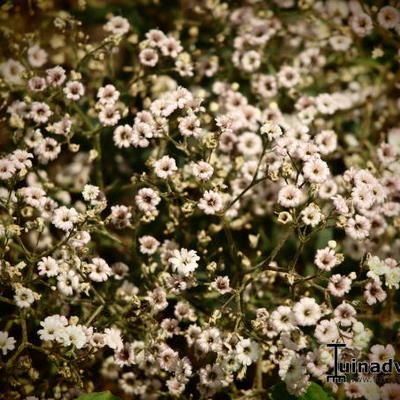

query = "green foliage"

[
  {"left": 75, "top": 392, "right": 121, "bottom": 400},
  {"left": 315, "top": 228, "right": 333, "bottom": 249},
  {"left": 269, "top": 383, "right": 334, "bottom": 400}
]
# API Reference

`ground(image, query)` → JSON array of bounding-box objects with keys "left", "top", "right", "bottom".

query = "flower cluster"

[{"left": 0, "top": 1, "right": 400, "bottom": 399}]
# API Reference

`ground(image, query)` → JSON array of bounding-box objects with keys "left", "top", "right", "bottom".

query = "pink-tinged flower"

[
  {"left": 198, "top": 190, "right": 223, "bottom": 215},
  {"left": 210, "top": 276, "right": 232, "bottom": 294},
  {"left": 0, "top": 158, "right": 16, "bottom": 180},
  {"left": 333, "top": 302, "right": 356, "bottom": 327},
  {"left": 328, "top": 274, "right": 352, "bottom": 297},
  {"left": 63, "top": 81, "right": 85, "bottom": 101},
  {"left": 159, "top": 37, "right": 182, "bottom": 58},
  {"left": 97, "top": 84, "right": 120, "bottom": 106},
  {"left": 314, "top": 319, "right": 339, "bottom": 343},
  {"left": 146, "top": 29, "right": 166, "bottom": 47},
  {"left": 381, "top": 383, "right": 400, "bottom": 400},
  {"left": 314, "top": 247, "right": 337, "bottom": 271},
  {"left": 344, "top": 382, "right": 363, "bottom": 398},
  {"left": 139, "top": 48, "right": 159, "bottom": 67},
  {"left": 98, "top": 105, "right": 121, "bottom": 126},
  {"left": 154, "top": 155, "right": 177, "bottom": 179},
  {"left": 192, "top": 160, "right": 213, "bottom": 181},
  {"left": 278, "top": 184, "right": 303, "bottom": 208},
  {"left": 369, "top": 344, "right": 395, "bottom": 363},
  {"left": 135, "top": 188, "right": 161, "bottom": 212},
  {"left": 345, "top": 215, "right": 371, "bottom": 240},
  {"left": 113, "top": 125, "right": 134, "bottom": 148},
  {"left": 27, "top": 44, "right": 47, "bottom": 67},
  {"left": 139, "top": 235, "right": 160, "bottom": 255},
  {"left": 364, "top": 280, "right": 387, "bottom": 305},
  {"left": 278, "top": 66, "right": 300, "bottom": 88},
  {"left": 178, "top": 115, "right": 202, "bottom": 137},
  {"left": 46, "top": 66, "right": 66, "bottom": 87},
  {"left": 29, "top": 102, "right": 52, "bottom": 124},
  {"left": 28, "top": 76, "right": 47, "bottom": 92},
  {"left": 293, "top": 297, "right": 321, "bottom": 326},
  {"left": 237, "top": 132, "right": 263, "bottom": 156},
  {"left": 271, "top": 305, "right": 296, "bottom": 332},
  {"left": 377, "top": 6, "right": 400, "bottom": 29},
  {"left": 350, "top": 13, "right": 373, "bottom": 37},
  {"left": 104, "top": 16, "right": 130, "bottom": 35},
  {"left": 303, "top": 157, "right": 329, "bottom": 183},
  {"left": 147, "top": 287, "right": 168, "bottom": 312}
]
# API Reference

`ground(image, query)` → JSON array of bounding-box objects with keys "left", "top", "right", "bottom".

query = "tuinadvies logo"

[{"left": 327, "top": 343, "right": 400, "bottom": 383}]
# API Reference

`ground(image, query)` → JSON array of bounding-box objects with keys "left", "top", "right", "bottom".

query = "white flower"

[
  {"left": 14, "top": 287, "right": 35, "bottom": 308},
  {"left": 135, "top": 187, "right": 161, "bottom": 212},
  {"left": 384, "top": 267, "right": 400, "bottom": 289},
  {"left": 37, "top": 256, "right": 59, "bottom": 277},
  {"left": 63, "top": 81, "right": 85, "bottom": 101},
  {"left": 353, "top": 330, "right": 372, "bottom": 349},
  {"left": 58, "top": 325, "right": 87, "bottom": 349},
  {"left": 278, "top": 185, "right": 303, "bottom": 208},
  {"left": 98, "top": 105, "right": 121, "bottom": 126},
  {"left": 27, "top": 45, "right": 47, "bottom": 68},
  {"left": 192, "top": 160, "right": 213, "bottom": 181},
  {"left": 57, "top": 270, "right": 80, "bottom": 296},
  {"left": 210, "top": 276, "right": 232, "bottom": 294},
  {"left": 197, "top": 328, "right": 222, "bottom": 353},
  {"left": 104, "top": 16, "right": 130, "bottom": 35},
  {"left": 88, "top": 257, "right": 112, "bottom": 282},
  {"left": 139, "top": 48, "right": 159, "bottom": 67},
  {"left": 38, "top": 315, "right": 68, "bottom": 341},
  {"left": 303, "top": 157, "right": 330, "bottom": 184},
  {"left": 139, "top": 235, "right": 160, "bottom": 255},
  {"left": 388, "top": 128, "right": 400, "bottom": 155},
  {"left": 0, "top": 59, "right": 25, "bottom": 84},
  {"left": 293, "top": 297, "right": 321, "bottom": 326},
  {"left": 52, "top": 206, "right": 79, "bottom": 231},
  {"left": 0, "top": 331, "right": 16, "bottom": 355},
  {"left": 154, "top": 155, "right": 177, "bottom": 179},
  {"left": 0, "top": 158, "right": 16, "bottom": 180},
  {"left": 198, "top": 190, "right": 223, "bottom": 215},
  {"left": 82, "top": 184, "right": 100, "bottom": 202},
  {"left": 169, "top": 248, "right": 200, "bottom": 276},
  {"left": 236, "top": 339, "right": 259, "bottom": 366},
  {"left": 367, "top": 256, "right": 388, "bottom": 281},
  {"left": 314, "top": 319, "right": 339, "bottom": 343},
  {"left": 46, "top": 66, "right": 66, "bottom": 87},
  {"left": 113, "top": 125, "right": 135, "bottom": 148},
  {"left": 97, "top": 84, "right": 120, "bottom": 105},
  {"left": 271, "top": 305, "right": 296, "bottom": 332},
  {"left": 104, "top": 327, "right": 123, "bottom": 351},
  {"left": 29, "top": 102, "right": 52, "bottom": 124},
  {"left": 261, "top": 122, "right": 283, "bottom": 141},
  {"left": 301, "top": 203, "right": 322, "bottom": 227},
  {"left": 359, "top": 382, "right": 380, "bottom": 400}
]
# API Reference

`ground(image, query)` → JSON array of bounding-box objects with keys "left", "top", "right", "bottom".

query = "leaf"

[
  {"left": 315, "top": 228, "right": 333, "bottom": 249},
  {"left": 269, "top": 383, "right": 298, "bottom": 400},
  {"left": 269, "top": 383, "right": 333, "bottom": 400},
  {"left": 75, "top": 392, "right": 121, "bottom": 400},
  {"left": 300, "top": 383, "right": 334, "bottom": 400}
]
